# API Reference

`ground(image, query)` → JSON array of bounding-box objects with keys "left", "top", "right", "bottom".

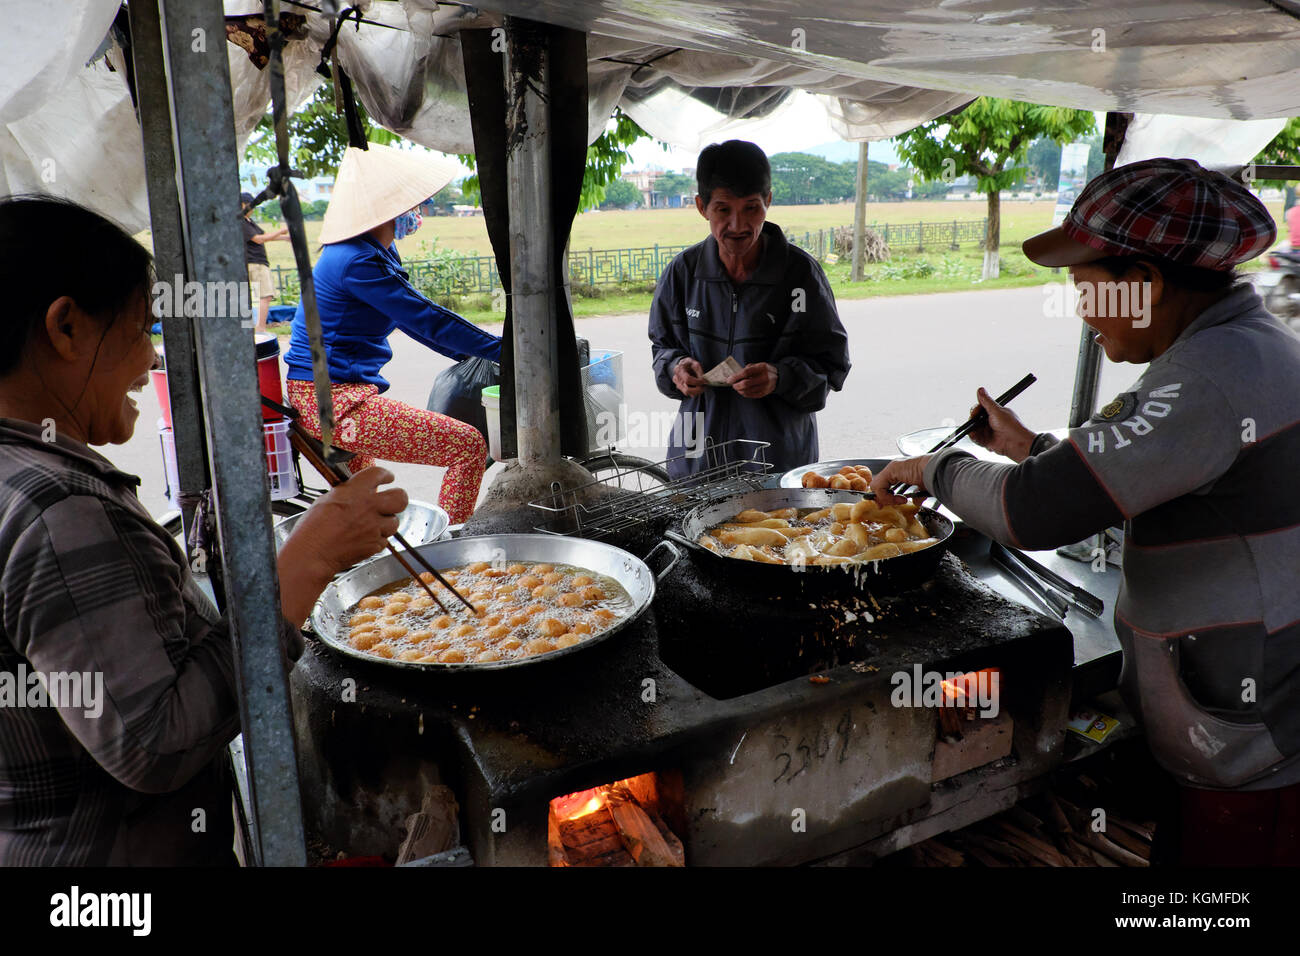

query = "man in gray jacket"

[{"left": 648, "top": 141, "right": 851, "bottom": 477}]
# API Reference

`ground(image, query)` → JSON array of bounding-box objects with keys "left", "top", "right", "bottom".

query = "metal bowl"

[
  {"left": 273, "top": 499, "right": 450, "bottom": 555},
  {"left": 311, "top": 534, "right": 679, "bottom": 673},
  {"left": 778, "top": 457, "right": 895, "bottom": 488}
]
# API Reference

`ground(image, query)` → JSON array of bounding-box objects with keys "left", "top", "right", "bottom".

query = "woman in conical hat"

[{"left": 283, "top": 142, "right": 501, "bottom": 523}]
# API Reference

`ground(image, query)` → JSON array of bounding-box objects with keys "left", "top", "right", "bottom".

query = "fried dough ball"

[
  {"left": 469, "top": 591, "right": 492, "bottom": 604},
  {"left": 381, "top": 625, "right": 408, "bottom": 640},
  {"left": 387, "top": 591, "right": 412, "bottom": 604},
  {"left": 523, "top": 638, "right": 556, "bottom": 656},
  {"left": 350, "top": 612, "right": 377, "bottom": 626},
  {"left": 556, "top": 633, "right": 582, "bottom": 649},
  {"left": 571, "top": 574, "right": 595, "bottom": 588},
  {"left": 541, "top": 572, "right": 564, "bottom": 585},
  {"left": 500, "top": 638, "right": 523, "bottom": 651},
  {"left": 734, "top": 509, "right": 772, "bottom": 523},
  {"left": 485, "top": 625, "right": 511, "bottom": 641},
  {"left": 372, "top": 643, "right": 395, "bottom": 659},
  {"left": 538, "top": 618, "right": 568, "bottom": 638},
  {"left": 517, "top": 575, "right": 542, "bottom": 589},
  {"left": 482, "top": 614, "right": 503, "bottom": 627},
  {"left": 350, "top": 631, "right": 382, "bottom": 650},
  {"left": 802, "top": 471, "right": 829, "bottom": 488},
  {"left": 432, "top": 615, "right": 454, "bottom": 629},
  {"left": 593, "top": 608, "right": 617, "bottom": 623},
  {"left": 838, "top": 465, "right": 857, "bottom": 476},
  {"left": 854, "top": 465, "right": 873, "bottom": 481},
  {"left": 524, "top": 603, "right": 547, "bottom": 616},
  {"left": 557, "top": 592, "right": 584, "bottom": 608},
  {"left": 358, "top": 596, "right": 385, "bottom": 610},
  {"left": 850, "top": 499, "right": 879, "bottom": 522},
  {"left": 439, "top": 648, "right": 467, "bottom": 663},
  {"left": 508, "top": 612, "right": 531, "bottom": 628},
  {"left": 398, "top": 649, "right": 423, "bottom": 661},
  {"left": 506, "top": 564, "right": 527, "bottom": 575},
  {"left": 455, "top": 623, "right": 476, "bottom": 637},
  {"left": 464, "top": 640, "right": 486, "bottom": 652},
  {"left": 420, "top": 638, "right": 452, "bottom": 652},
  {"left": 532, "top": 585, "right": 559, "bottom": 600},
  {"left": 848, "top": 475, "right": 869, "bottom": 492},
  {"left": 530, "top": 564, "right": 555, "bottom": 575},
  {"left": 408, "top": 630, "right": 432, "bottom": 644},
  {"left": 829, "top": 475, "right": 851, "bottom": 490},
  {"left": 419, "top": 571, "right": 437, "bottom": 584},
  {"left": 571, "top": 621, "right": 592, "bottom": 635},
  {"left": 466, "top": 562, "right": 491, "bottom": 573},
  {"left": 477, "top": 649, "right": 503, "bottom": 662},
  {"left": 579, "top": 585, "right": 604, "bottom": 602},
  {"left": 410, "top": 596, "right": 435, "bottom": 611}
]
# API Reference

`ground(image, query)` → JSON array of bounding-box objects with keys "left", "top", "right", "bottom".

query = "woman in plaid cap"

[{"left": 875, "top": 158, "right": 1300, "bottom": 866}]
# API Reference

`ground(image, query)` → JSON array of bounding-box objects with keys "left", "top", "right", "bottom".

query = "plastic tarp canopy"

[{"left": 7, "top": 0, "right": 1300, "bottom": 231}]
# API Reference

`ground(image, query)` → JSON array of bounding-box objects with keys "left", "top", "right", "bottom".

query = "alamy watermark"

[
  {"left": 152, "top": 274, "right": 256, "bottom": 328},
  {"left": 594, "top": 408, "right": 707, "bottom": 459},
  {"left": 1042, "top": 279, "right": 1153, "bottom": 327},
  {"left": 890, "top": 664, "right": 1000, "bottom": 718},
  {"left": 0, "top": 665, "right": 103, "bottom": 719}
]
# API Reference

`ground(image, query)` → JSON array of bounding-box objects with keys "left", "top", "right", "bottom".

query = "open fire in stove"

[{"left": 548, "top": 773, "right": 685, "bottom": 866}]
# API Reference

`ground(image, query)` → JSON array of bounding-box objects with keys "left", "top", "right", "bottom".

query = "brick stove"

[{"left": 290, "top": 531, "right": 1073, "bottom": 866}]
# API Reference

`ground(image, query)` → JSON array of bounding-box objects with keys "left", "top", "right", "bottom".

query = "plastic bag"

[{"left": 427, "top": 356, "right": 499, "bottom": 440}]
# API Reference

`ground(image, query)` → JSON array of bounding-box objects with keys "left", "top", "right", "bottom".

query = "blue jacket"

[{"left": 284, "top": 235, "right": 501, "bottom": 392}]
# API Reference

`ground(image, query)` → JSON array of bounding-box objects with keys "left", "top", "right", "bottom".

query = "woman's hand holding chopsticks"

[
  {"left": 277, "top": 467, "right": 409, "bottom": 628},
  {"left": 870, "top": 456, "right": 932, "bottom": 506}
]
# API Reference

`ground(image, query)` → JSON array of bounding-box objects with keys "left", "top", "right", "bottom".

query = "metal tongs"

[
  {"left": 260, "top": 397, "right": 476, "bottom": 615},
  {"left": 990, "top": 541, "right": 1103, "bottom": 620}
]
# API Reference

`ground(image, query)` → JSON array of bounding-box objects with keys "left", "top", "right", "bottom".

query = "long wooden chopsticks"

[{"left": 262, "top": 397, "right": 476, "bottom": 614}]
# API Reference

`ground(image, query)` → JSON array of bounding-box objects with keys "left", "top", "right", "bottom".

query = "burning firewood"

[{"left": 606, "top": 786, "right": 684, "bottom": 867}]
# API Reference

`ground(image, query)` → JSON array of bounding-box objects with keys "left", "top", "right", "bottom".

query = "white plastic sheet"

[{"left": 0, "top": 0, "right": 120, "bottom": 125}]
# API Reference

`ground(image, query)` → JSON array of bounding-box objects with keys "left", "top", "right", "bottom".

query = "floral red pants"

[{"left": 287, "top": 379, "right": 486, "bottom": 523}]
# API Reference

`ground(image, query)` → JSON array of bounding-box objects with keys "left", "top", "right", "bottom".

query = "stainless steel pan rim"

[
  {"left": 667, "top": 487, "right": 953, "bottom": 586},
  {"left": 778, "top": 457, "right": 897, "bottom": 488},
  {"left": 310, "top": 534, "right": 680, "bottom": 673}
]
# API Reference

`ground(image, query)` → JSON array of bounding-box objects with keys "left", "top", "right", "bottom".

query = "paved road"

[{"left": 114, "top": 284, "right": 1145, "bottom": 520}]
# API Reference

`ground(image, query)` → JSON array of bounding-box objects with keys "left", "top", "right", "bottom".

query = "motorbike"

[{"left": 1256, "top": 248, "right": 1300, "bottom": 329}]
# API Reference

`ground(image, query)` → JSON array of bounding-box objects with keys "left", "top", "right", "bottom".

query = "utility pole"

[{"left": 851, "top": 140, "right": 869, "bottom": 281}]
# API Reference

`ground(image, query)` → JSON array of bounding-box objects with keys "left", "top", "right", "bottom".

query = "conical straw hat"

[{"left": 319, "top": 142, "right": 462, "bottom": 244}]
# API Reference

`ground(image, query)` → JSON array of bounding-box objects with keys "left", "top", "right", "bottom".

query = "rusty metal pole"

[{"left": 504, "top": 18, "right": 562, "bottom": 463}]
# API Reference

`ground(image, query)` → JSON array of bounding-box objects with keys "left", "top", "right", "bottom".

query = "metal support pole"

[
  {"left": 128, "top": 0, "right": 207, "bottom": 541},
  {"left": 157, "top": 0, "right": 306, "bottom": 866},
  {"left": 1068, "top": 111, "right": 1129, "bottom": 428},
  {"left": 504, "top": 18, "right": 561, "bottom": 463}
]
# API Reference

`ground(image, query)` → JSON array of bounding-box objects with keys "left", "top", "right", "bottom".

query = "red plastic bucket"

[
  {"left": 255, "top": 333, "right": 284, "bottom": 421},
  {"left": 151, "top": 336, "right": 285, "bottom": 424}
]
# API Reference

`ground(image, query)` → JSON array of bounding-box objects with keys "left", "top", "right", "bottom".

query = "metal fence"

[{"left": 268, "top": 217, "right": 988, "bottom": 303}]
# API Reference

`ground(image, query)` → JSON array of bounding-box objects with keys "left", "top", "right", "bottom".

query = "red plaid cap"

[{"left": 1023, "top": 158, "right": 1276, "bottom": 270}]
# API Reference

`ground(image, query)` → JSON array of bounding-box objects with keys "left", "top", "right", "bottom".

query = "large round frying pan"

[
  {"left": 311, "top": 534, "right": 680, "bottom": 673},
  {"left": 665, "top": 487, "right": 953, "bottom": 595}
]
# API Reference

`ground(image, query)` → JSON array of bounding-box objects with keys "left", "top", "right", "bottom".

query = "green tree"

[
  {"left": 458, "top": 107, "right": 649, "bottom": 211},
  {"left": 600, "top": 178, "right": 642, "bottom": 209},
  {"left": 769, "top": 152, "right": 854, "bottom": 204},
  {"left": 1252, "top": 117, "right": 1300, "bottom": 210},
  {"left": 243, "top": 81, "right": 399, "bottom": 180},
  {"left": 1026, "top": 137, "right": 1061, "bottom": 188},
  {"left": 895, "top": 98, "right": 1096, "bottom": 277},
  {"left": 654, "top": 172, "right": 696, "bottom": 205}
]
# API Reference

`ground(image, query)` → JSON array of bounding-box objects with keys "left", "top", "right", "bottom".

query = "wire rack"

[{"left": 529, "top": 439, "right": 772, "bottom": 540}]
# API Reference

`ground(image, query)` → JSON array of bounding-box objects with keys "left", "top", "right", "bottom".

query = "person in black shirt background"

[{"left": 241, "top": 191, "right": 288, "bottom": 334}]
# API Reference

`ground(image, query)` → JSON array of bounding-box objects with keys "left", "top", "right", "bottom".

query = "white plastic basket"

[
  {"left": 581, "top": 349, "right": 625, "bottom": 449},
  {"left": 159, "top": 418, "right": 299, "bottom": 511}
]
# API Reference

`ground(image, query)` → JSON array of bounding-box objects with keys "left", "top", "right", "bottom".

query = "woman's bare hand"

[{"left": 276, "top": 467, "right": 408, "bottom": 628}]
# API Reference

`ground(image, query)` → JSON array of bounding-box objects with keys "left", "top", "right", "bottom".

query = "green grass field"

[{"left": 138, "top": 196, "right": 1285, "bottom": 329}]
